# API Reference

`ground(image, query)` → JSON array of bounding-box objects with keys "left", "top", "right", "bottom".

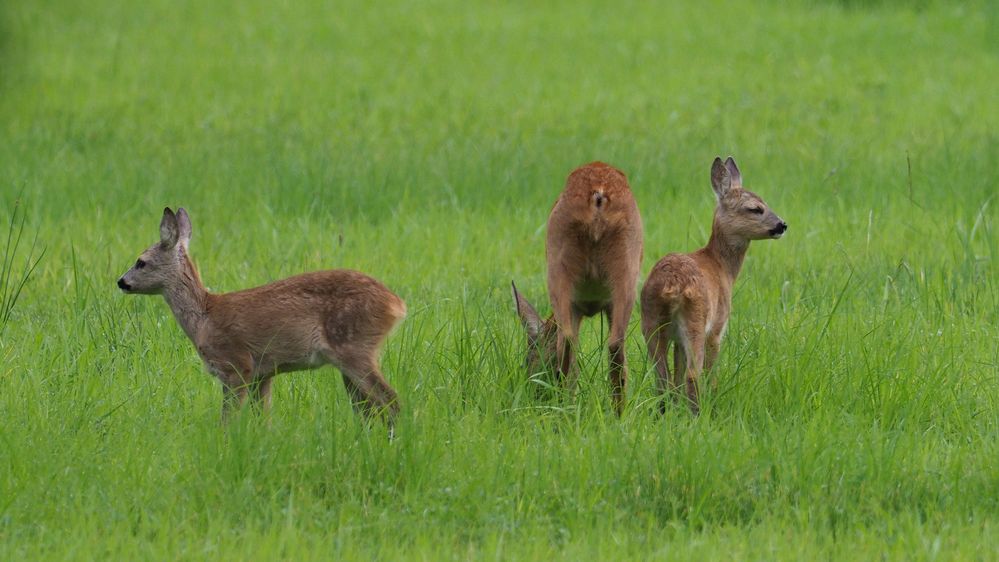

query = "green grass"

[{"left": 1, "top": 0, "right": 997, "bottom": 559}]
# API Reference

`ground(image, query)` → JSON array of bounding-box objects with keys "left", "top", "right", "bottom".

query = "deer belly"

[
  {"left": 258, "top": 350, "right": 328, "bottom": 375},
  {"left": 573, "top": 278, "right": 610, "bottom": 315}
]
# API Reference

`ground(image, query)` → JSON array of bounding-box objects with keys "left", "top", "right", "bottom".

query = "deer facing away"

[
  {"left": 641, "top": 157, "right": 786, "bottom": 414},
  {"left": 513, "top": 161, "right": 643, "bottom": 415},
  {"left": 117, "top": 208, "right": 404, "bottom": 426}
]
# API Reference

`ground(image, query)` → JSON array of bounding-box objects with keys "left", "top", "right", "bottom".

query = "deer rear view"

[
  {"left": 117, "top": 208, "right": 404, "bottom": 426},
  {"left": 513, "top": 162, "right": 643, "bottom": 414},
  {"left": 641, "top": 157, "right": 786, "bottom": 414}
]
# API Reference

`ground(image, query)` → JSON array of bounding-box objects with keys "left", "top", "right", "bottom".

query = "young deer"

[
  {"left": 641, "top": 157, "right": 786, "bottom": 414},
  {"left": 513, "top": 162, "right": 643, "bottom": 415},
  {"left": 117, "top": 208, "right": 404, "bottom": 426}
]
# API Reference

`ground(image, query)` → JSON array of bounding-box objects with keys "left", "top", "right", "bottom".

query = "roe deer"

[
  {"left": 513, "top": 162, "right": 643, "bottom": 415},
  {"left": 117, "top": 208, "right": 404, "bottom": 427},
  {"left": 641, "top": 157, "right": 786, "bottom": 414}
]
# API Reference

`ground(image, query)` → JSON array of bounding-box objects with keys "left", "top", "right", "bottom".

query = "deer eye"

[
  {"left": 746, "top": 207, "right": 764, "bottom": 215},
  {"left": 135, "top": 259, "right": 147, "bottom": 269}
]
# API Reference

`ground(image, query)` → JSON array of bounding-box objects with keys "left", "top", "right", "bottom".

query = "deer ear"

[
  {"left": 511, "top": 281, "right": 542, "bottom": 342},
  {"left": 710, "top": 157, "right": 732, "bottom": 200},
  {"left": 159, "top": 207, "right": 179, "bottom": 248},
  {"left": 175, "top": 207, "right": 193, "bottom": 247},
  {"left": 724, "top": 157, "right": 742, "bottom": 188}
]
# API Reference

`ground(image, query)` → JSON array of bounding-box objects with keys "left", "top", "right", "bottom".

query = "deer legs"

[
  {"left": 642, "top": 319, "right": 708, "bottom": 416},
  {"left": 335, "top": 351, "right": 400, "bottom": 427},
  {"left": 643, "top": 326, "right": 675, "bottom": 415},
  {"left": 551, "top": 278, "right": 583, "bottom": 391},
  {"left": 606, "top": 289, "right": 635, "bottom": 416}
]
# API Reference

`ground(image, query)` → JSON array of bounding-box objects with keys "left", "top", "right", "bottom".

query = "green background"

[{"left": 1, "top": 0, "right": 997, "bottom": 559}]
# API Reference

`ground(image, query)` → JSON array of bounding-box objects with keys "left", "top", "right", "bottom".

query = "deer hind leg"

[
  {"left": 340, "top": 374, "right": 368, "bottom": 417},
  {"left": 642, "top": 320, "right": 673, "bottom": 415},
  {"left": 705, "top": 332, "right": 722, "bottom": 392},
  {"left": 672, "top": 339, "right": 687, "bottom": 406},
  {"left": 553, "top": 305, "right": 582, "bottom": 393},
  {"left": 678, "top": 330, "right": 706, "bottom": 415},
  {"left": 550, "top": 271, "right": 582, "bottom": 390},
  {"left": 329, "top": 347, "right": 400, "bottom": 427},
  {"left": 607, "top": 291, "right": 635, "bottom": 416}
]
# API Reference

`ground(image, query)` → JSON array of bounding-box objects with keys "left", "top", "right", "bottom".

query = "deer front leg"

[
  {"left": 221, "top": 384, "right": 249, "bottom": 423},
  {"left": 252, "top": 376, "right": 275, "bottom": 425},
  {"left": 208, "top": 354, "right": 254, "bottom": 424}
]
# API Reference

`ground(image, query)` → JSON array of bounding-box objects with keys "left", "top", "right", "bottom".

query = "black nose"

[
  {"left": 117, "top": 278, "right": 131, "bottom": 291},
  {"left": 777, "top": 221, "right": 787, "bottom": 233}
]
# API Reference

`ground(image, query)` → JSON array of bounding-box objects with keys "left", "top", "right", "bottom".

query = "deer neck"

[
  {"left": 705, "top": 218, "right": 749, "bottom": 285},
  {"left": 162, "top": 249, "right": 209, "bottom": 343}
]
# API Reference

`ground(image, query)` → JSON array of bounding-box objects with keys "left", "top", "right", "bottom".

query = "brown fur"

[
  {"left": 118, "top": 208, "right": 404, "bottom": 427},
  {"left": 514, "top": 162, "right": 643, "bottom": 415},
  {"left": 641, "top": 157, "right": 786, "bottom": 414},
  {"left": 511, "top": 281, "right": 558, "bottom": 379}
]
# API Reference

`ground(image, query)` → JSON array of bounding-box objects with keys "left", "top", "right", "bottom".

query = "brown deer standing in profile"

[
  {"left": 641, "top": 157, "right": 786, "bottom": 414},
  {"left": 513, "top": 162, "right": 643, "bottom": 415},
  {"left": 117, "top": 207, "right": 404, "bottom": 428}
]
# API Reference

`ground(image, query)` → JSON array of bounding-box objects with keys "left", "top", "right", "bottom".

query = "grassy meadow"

[{"left": 1, "top": 0, "right": 997, "bottom": 558}]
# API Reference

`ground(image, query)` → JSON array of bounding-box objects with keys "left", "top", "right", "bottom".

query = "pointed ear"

[
  {"left": 724, "top": 157, "right": 742, "bottom": 188},
  {"left": 511, "top": 281, "right": 541, "bottom": 342},
  {"left": 159, "top": 207, "right": 179, "bottom": 248},
  {"left": 710, "top": 157, "right": 732, "bottom": 200},
  {"left": 175, "top": 207, "right": 192, "bottom": 247}
]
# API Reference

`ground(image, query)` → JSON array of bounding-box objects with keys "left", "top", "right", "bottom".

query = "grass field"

[{"left": 2, "top": 0, "right": 997, "bottom": 559}]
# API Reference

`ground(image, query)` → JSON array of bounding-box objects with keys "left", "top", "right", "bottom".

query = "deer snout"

[
  {"left": 769, "top": 221, "right": 787, "bottom": 238},
  {"left": 117, "top": 277, "right": 132, "bottom": 292}
]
